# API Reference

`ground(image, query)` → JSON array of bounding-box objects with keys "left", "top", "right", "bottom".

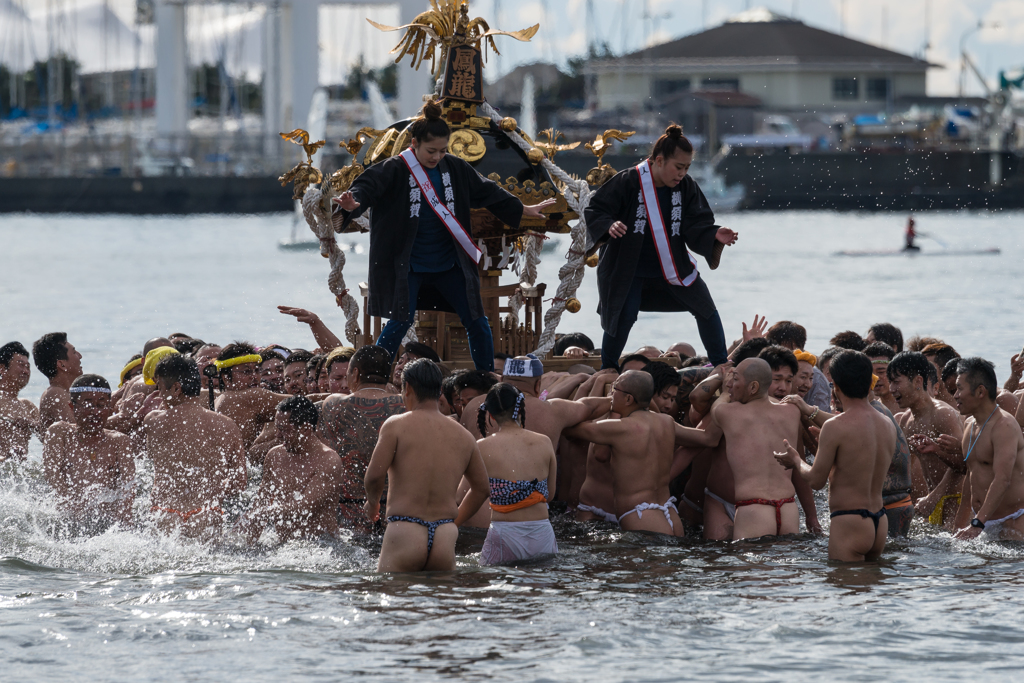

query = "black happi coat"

[
  {"left": 337, "top": 154, "right": 524, "bottom": 321},
  {"left": 585, "top": 166, "right": 724, "bottom": 333}
]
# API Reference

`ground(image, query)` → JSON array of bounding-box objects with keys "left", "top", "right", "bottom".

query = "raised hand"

[
  {"left": 774, "top": 439, "right": 801, "bottom": 469},
  {"left": 278, "top": 305, "right": 320, "bottom": 326},
  {"left": 742, "top": 314, "right": 767, "bottom": 341},
  {"left": 780, "top": 394, "right": 812, "bottom": 416},
  {"left": 522, "top": 198, "right": 558, "bottom": 219}
]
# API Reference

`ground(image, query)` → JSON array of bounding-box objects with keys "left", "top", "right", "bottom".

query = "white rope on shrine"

[
  {"left": 478, "top": 101, "right": 593, "bottom": 357},
  {"left": 301, "top": 187, "right": 363, "bottom": 346}
]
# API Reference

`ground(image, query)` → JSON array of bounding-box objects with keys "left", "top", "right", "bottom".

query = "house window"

[
  {"left": 867, "top": 78, "right": 890, "bottom": 100},
  {"left": 654, "top": 79, "right": 691, "bottom": 97},
  {"left": 701, "top": 78, "right": 739, "bottom": 91},
  {"left": 833, "top": 77, "right": 859, "bottom": 100}
]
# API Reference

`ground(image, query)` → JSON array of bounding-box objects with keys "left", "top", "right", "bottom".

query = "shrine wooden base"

[{"left": 358, "top": 272, "right": 547, "bottom": 363}]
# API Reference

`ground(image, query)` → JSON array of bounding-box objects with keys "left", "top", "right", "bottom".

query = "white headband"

[{"left": 69, "top": 386, "right": 111, "bottom": 394}]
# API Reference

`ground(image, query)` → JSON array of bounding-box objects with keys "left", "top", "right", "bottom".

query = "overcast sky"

[{"left": 2, "top": 0, "right": 1020, "bottom": 96}]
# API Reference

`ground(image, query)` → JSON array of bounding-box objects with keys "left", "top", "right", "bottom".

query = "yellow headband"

[
  {"left": 214, "top": 354, "right": 263, "bottom": 372},
  {"left": 143, "top": 347, "right": 181, "bottom": 386},
  {"left": 119, "top": 358, "right": 144, "bottom": 387},
  {"left": 794, "top": 349, "right": 817, "bottom": 367}
]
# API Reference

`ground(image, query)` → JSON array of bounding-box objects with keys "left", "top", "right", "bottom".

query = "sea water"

[{"left": 2, "top": 210, "right": 1024, "bottom": 680}]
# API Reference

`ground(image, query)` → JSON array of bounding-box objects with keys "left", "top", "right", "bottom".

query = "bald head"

[
  {"left": 738, "top": 358, "right": 771, "bottom": 398},
  {"left": 615, "top": 370, "right": 654, "bottom": 407},
  {"left": 668, "top": 342, "right": 696, "bottom": 358},
  {"left": 143, "top": 337, "right": 173, "bottom": 356}
]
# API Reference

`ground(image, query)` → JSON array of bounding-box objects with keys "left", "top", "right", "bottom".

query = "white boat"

[{"left": 690, "top": 163, "right": 746, "bottom": 213}]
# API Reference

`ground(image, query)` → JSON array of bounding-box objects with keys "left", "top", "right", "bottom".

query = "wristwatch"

[{"left": 971, "top": 518, "right": 986, "bottom": 529}]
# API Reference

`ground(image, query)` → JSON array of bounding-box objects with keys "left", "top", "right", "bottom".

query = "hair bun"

[
  {"left": 422, "top": 100, "right": 443, "bottom": 121},
  {"left": 665, "top": 124, "right": 683, "bottom": 140}
]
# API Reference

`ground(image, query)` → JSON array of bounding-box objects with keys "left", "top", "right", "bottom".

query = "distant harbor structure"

[{"left": 0, "top": 2, "right": 1021, "bottom": 213}]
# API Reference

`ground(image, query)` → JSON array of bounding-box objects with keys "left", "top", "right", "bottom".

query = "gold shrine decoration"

[
  {"left": 343, "top": 127, "right": 387, "bottom": 156},
  {"left": 585, "top": 129, "right": 635, "bottom": 165},
  {"left": 368, "top": 1, "right": 539, "bottom": 79},
  {"left": 535, "top": 128, "right": 580, "bottom": 161},
  {"left": 448, "top": 129, "right": 486, "bottom": 162},
  {"left": 278, "top": 129, "right": 325, "bottom": 200}
]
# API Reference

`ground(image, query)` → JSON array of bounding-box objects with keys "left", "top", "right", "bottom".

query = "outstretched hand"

[
  {"left": 716, "top": 227, "right": 738, "bottom": 245},
  {"left": 278, "top": 305, "right": 320, "bottom": 326},
  {"left": 331, "top": 191, "right": 359, "bottom": 211},
  {"left": 742, "top": 314, "right": 767, "bottom": 341},
  {"left": 523, "top": 198, "right": 558, "bottom": 219}
]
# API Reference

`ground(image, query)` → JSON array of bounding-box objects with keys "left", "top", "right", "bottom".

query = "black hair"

[
  {"left": 350, "top": 345, "right": 393, "bottom": 385},
  {"left": 441, "top": 371, "right": 463, "bottom": 406},
  {"left": 863, "top": 342, "right": 896, "bottom": 361},
  {"left": 941, "top": 358, "right": 960, "bottom": 383},
  {"left": 830, "top": 350, "right": 873, "bottom": 400},
  {"left": 493, "top": 352, "right": 511, "bottom": 362},
  {"left": 477, "top": 383, "right": 527, "bottom": 436},
  {"left": 277, "top": 394, "right": 320, "bottom": 428},
  {"left": 650, "top": 123, "right": 694, "bottom": 161},
  {"left": 259, "top": 347, "right": 289, "bottom": 364},
  {"left": 402, "top": 358, "right": 443, "bottom": 401},
  {"left": 32, "top": 332, "right": 69, "bottom": 379},
  {"left": 921, "top": 343, "right": 960, "bottom": 372},
  {"left": 410, "top": 100, "right": 450, "bottom": 143},
  {"left": 765, "top": 321, "right": 807, "bottom": 350},
  {"left": 454, "top": 369, "right": 498, "bottom": 395},
  {"left": 174, "top": 338, "right": 205, "bottom": 355},
  {"left": 404, "top": 341, "right": 441, "bottom": 363},
  {"left": 0, "top": 341, "right": 29, "bottom": 368},
  {"left": 154, "top": 354, "right": 202, "bottom": 397},
  {"left": 307, "top": 353, "right": 326, "bottom": 379},
  {"left": 619, "top": 353, "right": 650, "bottom": 368},
  {"left": 868, "top": 322, "right": 903, "bottom": 352},
  {"left": 817, "top": 346, "right": 843, "bottom": 371},
  {"left": 680, "top": 355, "right": 710, "bottom": 368},
  {"left": 217, "top": 341, "right": 258, "bottom": 378},
  {"left": 731, "top": 337, "right": 770, "bottom": 364},
  {"left": 70, "top": 373, "right": 111, "bottom": 398},
  {"left": 758, "top": 345, "right": 799, "bottom": 376},
  {"left": 286, "top": 350, "right": 314, "bottom": 367},
  {"left": 830, "top": 331, "right": 866, "bottom": 351},
  {"left": 643, "top": 360, "right": 681, "bottom": 395},
  {"left": 956, "top": 357, "right": 998, "bottom": 401},
  {"left": 553, "top": 332, "right": 596, "bottom": 356},
  {"left": 887, "top": 351, "right": 933, "bottom": 388}
]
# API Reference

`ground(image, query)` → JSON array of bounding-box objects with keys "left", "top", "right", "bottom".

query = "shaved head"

[
  {"left": 144, "top": 337, "right": 173, "bottom": 355},
  {"left": 615, "top": 370, "right": 654, "bottom": 407},
  {"left": 738, "top": 358, "right": 771, "bottom": 398}
]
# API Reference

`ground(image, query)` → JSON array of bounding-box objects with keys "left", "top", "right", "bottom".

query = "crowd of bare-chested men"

[{"left": 3, "top": 306, "right": 1024, "bottom": 571}]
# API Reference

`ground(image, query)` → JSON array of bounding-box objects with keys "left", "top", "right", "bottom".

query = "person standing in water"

[
  {"left": 584, "top": 124, "right": 738, "bottom": 369},
  {"left": 476, "top": 383, "right": 558, "bottom": 565},
  {"left": 333, "top": 100, "right": 556, "bottom": 372},
  {"left": 904, "top": 215, "right": 917, "bottom": 250}
]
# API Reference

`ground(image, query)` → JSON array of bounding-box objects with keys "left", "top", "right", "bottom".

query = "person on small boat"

[{"left": 904, "top": 216, "right": 918, "bottom": 251}]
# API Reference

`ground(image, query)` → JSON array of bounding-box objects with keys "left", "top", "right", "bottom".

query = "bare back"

[
  {"left": 714, "top": 397, "right": 801, "bottom": 501},
  {"left": 216, "top": 388, "right": 286, "bottom": 448},
  {"left": 379, "top": 409, "right": 479, "bottom": 520},
  {"left": 146, "top": 402, "right": 247, "bottom": 513},
  {"left": 822, "top": 406, "right": 896, "bottom": 511},
  {"left": 478, "top": 425, "right": 556, "bottom": 522}
]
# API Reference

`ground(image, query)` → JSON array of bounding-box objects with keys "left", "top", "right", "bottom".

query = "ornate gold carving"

[
  {"left": 343, "top": 127, "right": 386, "bottom": 156},
  {"left": 585, "top": 129, "right": 635, "bottom": 165},
  {"left": 468, "top": 116, "right": 492, "bottom": 128},
  {"left": 278, "top": 129, "right": 325, "bottom": 199},
  {"left": 367, "top": 128, "right": 399, "bottom": 164},
  {"left": 535, "top": 128, "right": 580, "bottom": 161},
  {"left": 328, "top": 164, "right": 364, "bottom": 194},
  {"left": 586, "top": 165, "right": 617, "bottom": 187},
  {"left": 368, "top": 1, "right": 539, "bottom": 78},
  {"left": 448, "top": 129, "right": 486, "bottom": 162}
]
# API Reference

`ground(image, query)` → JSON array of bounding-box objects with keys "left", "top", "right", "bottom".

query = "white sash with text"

[
  {"left": 636, "top": 160, "right": 698, "bottom": 287},
  {"left": 400, "top": 148, "right": 482, "bottom": 263}
]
